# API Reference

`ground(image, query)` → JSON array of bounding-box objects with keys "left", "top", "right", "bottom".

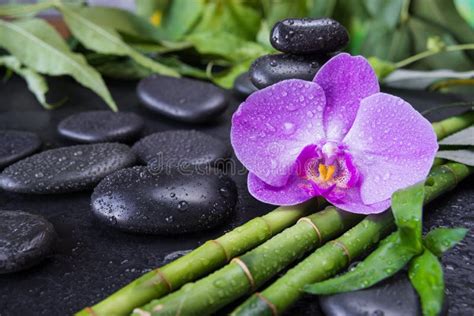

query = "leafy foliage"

[{"left": 0, "top": 0, "right": 473, "bottom": 109}]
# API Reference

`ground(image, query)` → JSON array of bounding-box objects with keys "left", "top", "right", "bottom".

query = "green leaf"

[
  {"left": 424, "top": 227, "right": 468, "bottom": 257},
  {"left": 408, "top": 249, "right": 444, "bottom": 316},
  {"left": 363, "top": 0, "right": 403, "bottom": 29},
  {"left": 74, "top": 5, "right": 165, "bottom": 43},
  {"left": 261, "top": 0, "right": 308, "bottom": 27},
  {"left": 438, "top": 126, "right": 474, "bottom": 146},
  {"left": 212, "top": 60, "right": 253, "bottom": 89},
  {"left": 391, "top": 182, "right": 425, "bottom": 252},
  {"left": 368, "top": 57, "right": 396, "bottom": 80},
  {"left": 0, "top": 0, "right": 54, "bottom": 17},
  {"left": 411, "top": 0, "right": 474, "bottom": 51},
  {"left": 436, "top": 149, "right": 474, "bottom": 166},
  {"left": 186, "top": 31, "right": 269, "bottom": 63},
  {"left": 308, "top": 0, "right": 337, "bottom": 17},
  {"left": 304, "top": 232, "right": 418, "bottom": 295},
  {"left": 58, "top": 4, "right": 179, "bottom": 78},
  {"left": 0, "top": 55, "right": 54, "bottom": 109},
  {"left": 0, "top": 18, "right": 117, "bottom": 111},
  {"left": 161, "top": 0, "right": 205, "bottom": 41},
  {"left": 193, "top": 0, "right": 261, "bottom": 41}
]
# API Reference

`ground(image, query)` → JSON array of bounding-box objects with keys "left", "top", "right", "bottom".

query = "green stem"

[
  {"left": 232, "top": 163, "right": 471, "bottom": 315},
  {"left": 395, "top": 44, "right": 474, "bottom": 68},
  {"left": 75, "top": 198, "right": 323, "bottom": 316},
  {"left": 133, "top": 207, "right": 363, "bottom": 316}
]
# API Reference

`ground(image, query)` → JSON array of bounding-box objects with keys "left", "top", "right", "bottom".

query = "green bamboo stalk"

[
  {"left": 232, "top": 163, "right": 471, "bottom": 315},
  {"left": 76, "top": 198, "right": 324, "bottom": 316},
  {"left": 133, "top": 207, "right": 363, "bottom": 316},
  {"left": 432, "top": 111, "right": 474, "bottom": 140}
]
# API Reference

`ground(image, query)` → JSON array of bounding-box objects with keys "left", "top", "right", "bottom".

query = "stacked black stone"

[{"left": 249, "top": 18, "right": 349, "bottom": 90}]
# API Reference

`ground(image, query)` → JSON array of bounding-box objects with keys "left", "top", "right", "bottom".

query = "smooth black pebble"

[
  {"left": 319, "top": 273, "right": 425, "bottom": 316},
  {"left": 57, "top": 111, "right": 144, "bottom": 143},
  {"left": 132, "top": 130, "right": 230, "bottom": 168},
  {"left": 0, "top": 130, "right": 41, "bottom": 169},
  {"left": 249, "top": 53, "right": 327, "bottom": 89},
  {"left": 91, "top": 166, "right": 237, "bottom": 235},
  {"left": 233, "top": 72, "right": 258, "bottom": 97},
  {"left": 137, "top": 75, "right": 228, "bottom": 123},
  {"left": 0, "top": 211, "right": 56, "bottom": 274},
  {"left": 271, "top": 18, "right": 349, "bottom": 54},
  {"left": 0, "top": 143, "right": 136, "bottom": 194}
]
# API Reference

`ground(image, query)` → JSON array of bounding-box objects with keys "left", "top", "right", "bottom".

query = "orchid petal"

[
  {"left": 247, "top": 172, "right": 312, "bottom": 206},
  {"left": 326, "top": 187, "right": 391, "bottom": 214},
  {"left": 344, "top": 93, "right": 438, "bottom": 205},
  {"left": 314, "top": 53, "right": 379, "bottom": 141},
  {"left": 231, "top": 79, "right": 326, "bottom": 187}
]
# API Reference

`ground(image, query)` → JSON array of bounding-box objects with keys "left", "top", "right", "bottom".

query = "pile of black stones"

[{"left": 234, "top": 18, "right": 349, "bottom": 97}]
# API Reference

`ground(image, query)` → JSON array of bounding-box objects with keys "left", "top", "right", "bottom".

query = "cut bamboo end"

[
  {"left": 210, "top": 239, "right": 230, "bottom": 262},
  {"left": 231, "top": 257, "right": 256, "bottom": 291},
  {"left": 297, "top": 217, "right": 323, "bottom": 245},
  {"left": 154, "top": 268, "right": 173, "bottom": 292},
  {"left": 330, "top": 240, "right": 352, "bottom": 263},
  {"left": 255, "top": 292, "right": 278, "bottom": 316},
  {"left": 84, "top": 307, "right": 97, "bottom": 316},
  {"left": 133, "top": 308, "right": 152, "bottom": 316}
]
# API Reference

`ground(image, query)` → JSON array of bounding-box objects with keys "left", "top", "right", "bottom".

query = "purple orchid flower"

[{"left": 231, "top": 53, "right": 438, "bottom": 214}]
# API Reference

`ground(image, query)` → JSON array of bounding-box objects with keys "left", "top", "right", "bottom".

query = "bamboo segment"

[
  {"left": 432, "top": 111, "right": 474, "bottom": 140},
  {"left": 133, "top": 207, "right": 363, "bottom": 315},
  {"left": 76, "top": 198, "right": 323, "bottom": 316},
  {"left": 232, "top": 163, "right": 471, "bottom": 315}
]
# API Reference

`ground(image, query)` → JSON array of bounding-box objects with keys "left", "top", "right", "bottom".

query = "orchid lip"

[{"left": 297, "top": 141, "right": 358, "bottom": 197}]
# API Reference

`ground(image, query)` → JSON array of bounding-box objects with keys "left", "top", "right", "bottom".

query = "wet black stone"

[
  {"left": 57, "top": 111, "right": 144, "bottom": 143},
  {"left": 233, "top": 72, "right": 258, "bottom": 98},
  {"left": 249, "top": 53, "right": 327, "bottom": 89},
  {"left": 132, "top": 130, "right": 230, "bottom": 169},
  {"left": 137, "top": 75, "right": 228, "bottom": 123},
  {"left": 0, "top": 130, "right": 41, "bottom": 169},
  {"left": 0, "top": 143, "right": 136, "bottom": 194},
  {"left": 0, "top": 211, "right": 56, "bottom": 274},
  {"left": 271, "top": 18, "right": 349, "bottom": 54},
  {"left": 91, "top": 166, "right": 237, "bottom": 235},
  {"left": 319, "top": 273, "right": 422, "bottom": 316}
]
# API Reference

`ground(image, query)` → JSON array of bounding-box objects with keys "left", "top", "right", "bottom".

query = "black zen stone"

[
  {"left": 137, "top": 75, "right": 228, "bottom": 123},
  {"left": 57, "top": 111, "right": 144, "bottom": 143},
  {"left": 91, "top": 166, "right": 237, "bottom": 235},
  {"left": 319, "top": 273, "right": 423, "bottom": 316},
  {"left": 249, "top": 53, "right": 327, "bottom": 89},
  {"left": 271, "top": 18, "right": 349, "bottom": 54},
  {"left": 132, "top": 130, "right": 230, "bottom": 169},
  {"left": 0, "top": 130, "right": 41, "bottom": 169},
  {"left": 233, "top": 72, "right": 258, "bottom": 98},
  {"left": 0, "top": 211, "right": 56, "bottom": 274},
  {"left": 0, "top": 143, "right": 136, "bottom": 194}
]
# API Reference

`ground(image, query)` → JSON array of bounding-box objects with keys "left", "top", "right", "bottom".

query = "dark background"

[{"left": 0, "top": 75, "right": 472, "bottom": 315}]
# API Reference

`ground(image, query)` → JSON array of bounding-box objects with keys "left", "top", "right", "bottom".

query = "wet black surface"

[{"left": 0, "top": 75, "right": 472, "bottom": 315}]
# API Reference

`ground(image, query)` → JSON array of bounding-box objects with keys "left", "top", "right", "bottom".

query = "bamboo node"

[
  {"left": 231, "top": 257, "right": 256, "bottom": 291},
  {"left": 259, "top": 216, "right": 274, "bottom": 236},
  {"left": 331, "top": 240, "right": 351, "bottom": 263},
  {"left": 210, "top": 239, "right": 230, "bottom": 262},
  {"left": 154, "top": 268, "right": 173, "bottom": 292},
  {"left": 297, "top": 217, "right": 322, "bottom": 245},
  {"left": 255, "top": 292, "right": 278, "bottom": 316},
  {"left": 84, "top": 307, "right": 97, "bottom": 316},
  {"left": 133, "top": 308, "right": 152, "bottom": 316},
  {"left": 441, "top": 164, "right": 459, "bottom": 189}
]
